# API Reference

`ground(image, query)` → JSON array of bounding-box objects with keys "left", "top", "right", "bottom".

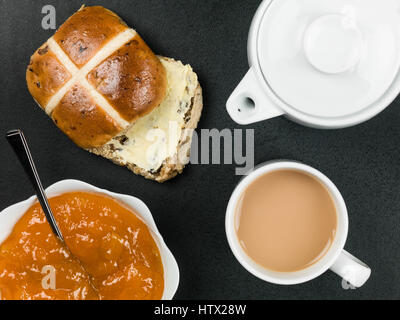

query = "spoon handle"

[{"left": 6, "top": 129, "right": 64, "bottom": 241}]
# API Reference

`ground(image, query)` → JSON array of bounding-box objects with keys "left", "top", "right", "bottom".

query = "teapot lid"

[{"left": 256, "top": 0, "right": 400, "bottom": 120}]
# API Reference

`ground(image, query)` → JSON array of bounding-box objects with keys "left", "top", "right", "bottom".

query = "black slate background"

[{"left": 0, "top": 0, "right": 399, "bottom": 300}]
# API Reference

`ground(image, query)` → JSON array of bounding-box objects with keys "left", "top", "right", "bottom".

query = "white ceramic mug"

[
  {"left": 225, "top": 161, "right": 371, "bottom": 287},
  {"left": 226, "top": 0, "right": 400, "bottom": 128},
  {"left": 0, "top": 179, "right": 180, "bottom": 300}
]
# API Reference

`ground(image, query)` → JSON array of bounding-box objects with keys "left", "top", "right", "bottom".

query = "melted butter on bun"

[{"left": 106, "top": 57, "right": 198, "bottom": 171}]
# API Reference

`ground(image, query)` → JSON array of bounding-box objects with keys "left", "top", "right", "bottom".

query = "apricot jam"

[{"left": 0, "top": 192, "right": 164, "bottom": 300}]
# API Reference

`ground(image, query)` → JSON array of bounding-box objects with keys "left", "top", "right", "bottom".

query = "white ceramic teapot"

[{"left": 227, "top": 0, "right": 400, "bottom": 128}]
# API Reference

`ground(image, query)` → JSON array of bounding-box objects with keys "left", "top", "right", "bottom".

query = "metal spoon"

[{"left": 6, "top": 129, "right": 64, "bottom": 242}]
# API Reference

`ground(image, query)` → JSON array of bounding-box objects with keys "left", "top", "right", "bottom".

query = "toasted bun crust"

[
  {"left": 52, "top": 84, "right": 122, "bottom": 148},
  {"left": 87, "top": 35, "right": 166, "bottom": 122},
  {"left": 53, "top": 6, "right": 129, "bottom": 68},
  {"left": 26, "top": 6, "right": 166, "bottom": 149},
  {"left": 26, "top": 44, "right": 71, "bottom": 108}
]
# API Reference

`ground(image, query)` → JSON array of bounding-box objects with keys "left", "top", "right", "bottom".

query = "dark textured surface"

[{"left": 0, "top": 0, "right": 399, "bottom": 300}]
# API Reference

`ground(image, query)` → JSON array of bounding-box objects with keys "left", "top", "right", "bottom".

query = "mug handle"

[
  {"left": 226, "top": 68, "right": 284, "bottom": 125},
  {"left": 330, "top": 250, "right": 371, "bottom": 288}
]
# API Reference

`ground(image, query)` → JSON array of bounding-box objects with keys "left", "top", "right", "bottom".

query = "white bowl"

[{"left": 0, "top": 179, "right": 179, "bottom": 300}]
